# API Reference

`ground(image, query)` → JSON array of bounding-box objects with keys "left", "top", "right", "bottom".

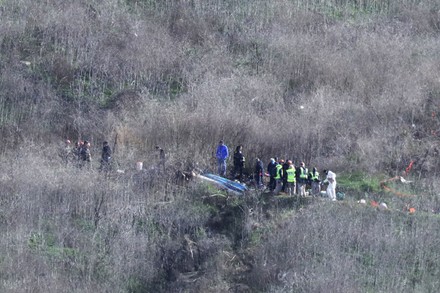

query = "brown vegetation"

[{"left": 1, "top": 0, "right": 439, "bottom": 292}]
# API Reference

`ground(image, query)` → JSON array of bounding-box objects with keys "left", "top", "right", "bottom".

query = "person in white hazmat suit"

[{"left": 323, "top": 170, "right": 337, "bottom": 201}]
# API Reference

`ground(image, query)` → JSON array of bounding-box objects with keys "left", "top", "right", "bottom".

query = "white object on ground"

[
  {"left": 399, "top": 176, "right": 412, "bottom": 184},
  {"left": 378, "top": 202, "right": 388, "bottom": 211}
]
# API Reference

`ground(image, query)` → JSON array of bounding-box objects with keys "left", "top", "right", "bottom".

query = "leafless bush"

[
  {"left": 1, "top": 0, "right": 440, "bottom": 291},
  {"left": 247, "top": 202, "right": 440, "bottom": 292}
]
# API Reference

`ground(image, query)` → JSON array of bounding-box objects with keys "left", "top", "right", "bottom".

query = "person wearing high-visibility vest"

[
  {"left": 285, "top": 162, "right": 296, "bottom": 196},
  {"left": 273, "top": 160, "right": 284, "bottom": 195},
  {"left": 308, "top": 167, "right": 321, "bottom": 196},
  {"left": 296, "top": 162, "right": 308, "bottom": 197},
  {"left": 281, "top": 159, "right": 290, "bottom": 192}
]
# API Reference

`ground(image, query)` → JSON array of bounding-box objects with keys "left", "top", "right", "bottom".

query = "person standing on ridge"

[
  {"left": 216, "top": 140, "right": 229, "bottom": 177},
  {"left": 233, "top": 145, "right": 245, "bottom": 181}
]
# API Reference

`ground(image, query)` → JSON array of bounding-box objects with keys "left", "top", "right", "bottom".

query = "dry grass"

[{"left": 0, "top": 0, "right": 439, "bottom": 291}]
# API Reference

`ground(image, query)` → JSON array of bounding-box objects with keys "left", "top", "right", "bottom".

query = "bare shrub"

[
  {"left": 247, "top": 202, "right": 440, "bottom": 292},
  {"left": 1, "top": 0, "right": 440, "bottom": 291}
]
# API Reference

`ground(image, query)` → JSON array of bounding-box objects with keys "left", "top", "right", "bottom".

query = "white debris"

[{"left": 378, "top": 202, "right": 388, "bottom": 211}]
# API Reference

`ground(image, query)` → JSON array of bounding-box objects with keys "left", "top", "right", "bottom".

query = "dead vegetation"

[{"left": 0, "top": 0, "right": 440, "bottom": 292}]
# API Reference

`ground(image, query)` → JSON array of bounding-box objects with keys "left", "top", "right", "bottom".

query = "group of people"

[
  {"left": 59, "top": 138, "right": 337, "bottom": 199},
  {"left": 60, "top": 139, "right": 112, "bottom": 171},
  {"left": 60, "top": 139, "right": 168, "bottom": 173},
  {"left": 215, "top": 140, "right": 337, "bottom": 201}
]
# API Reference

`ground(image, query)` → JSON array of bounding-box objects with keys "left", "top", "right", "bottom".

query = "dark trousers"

[
  {"left": 281, "top": 177, "right": 288, "bottom": 192},
  {"left": 233, "top": 165, "right": 243, "bottom": 181},
  {"left": 269, "top": 176, "right": 275, "bottom": 191},
  {"left": 255, "top": 173, "right": 263, "bottom": 187}
]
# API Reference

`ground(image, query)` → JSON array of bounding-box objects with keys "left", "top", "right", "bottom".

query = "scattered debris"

[
  {"left": 380, "top": 176, "right": 415, "bottom": 197},
  {"left": 378, "top": 202, "right": 388, "bottom": 211}
]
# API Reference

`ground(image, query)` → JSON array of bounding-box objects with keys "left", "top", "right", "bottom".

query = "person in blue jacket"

[{"left": 216, "top": 140, "right": 229, "bottom": 177}]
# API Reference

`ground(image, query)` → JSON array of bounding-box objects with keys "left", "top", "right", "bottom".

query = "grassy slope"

[{"left": 0, "top": 0, "right": 440, "bottom": 292}]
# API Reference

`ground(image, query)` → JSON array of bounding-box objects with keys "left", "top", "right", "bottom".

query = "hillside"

[{"left": 1, "top": 0, "right": 440, "bottom": 292}]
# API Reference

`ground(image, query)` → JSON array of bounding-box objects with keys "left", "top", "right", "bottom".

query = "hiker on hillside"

[
  {"left": 267, "top": 158, "right": 277, "bottom": 191},
  {"left": 308, "top": 167, "right": 321, "bottom": 196},
  {"left": 254, "top": 158, "right": 264, "bottom": 188},
  {"left": 155, "top": 146, "right": 166, "bottom": 172},
  {"left": 232, "top": 145, "right": 245, "bottom": 181},
  {"left": 273, "top": 159, "right": 284, "bottom": 195},
  {"left": 285, "top": 162, "right": 296, "bottom": 196},
  {"left": 323, "top": 170, "right": 337, "bottom": 201},
  {"left": 296, "top": 161, "right": 308, "bottom": 197},
  {"left": 100, "top": 141, "right": 112, "bottom": 171},
  {"left": 79, "top": 140, "right": 92, "bottom": 168},
  {"left": 216, "top": 140, "right": 229, "bottom": 177}
]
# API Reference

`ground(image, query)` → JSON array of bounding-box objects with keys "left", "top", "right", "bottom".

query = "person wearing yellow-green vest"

[
  {"left": 285, "top": 162, "right": 296, "bottom": 196},
  {"left": 273, "top": 159, "right": 284, "bottom": 195},
  {"left": 308, "top": 167, "right": 321, "bottom": 196},
  {"left": 296, "top": 161, "right": 308, "bottom": 197}
]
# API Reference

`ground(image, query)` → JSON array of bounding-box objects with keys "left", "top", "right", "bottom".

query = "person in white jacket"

[{"left": 323, "top": 170, "right": 337, "bottom": 201}]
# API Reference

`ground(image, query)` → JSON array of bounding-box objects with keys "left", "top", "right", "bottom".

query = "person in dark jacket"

[
  {"left": 79, "top": 141, "right": 92, "bottom": 169},
  {"left": 100, "top": 141, "right": 112, "bottom": 171},
  {"left": 254, "top": 158, "right": 264, "bottom": 188},
  {"left": 267, "top": 158, "right": 277, "bottom": 191},
  {"left": 233, "top": 145, "right": 245, "bottom": 181},
  {"left": 155, "top": 145, "right": 166, "bottom": 172}
]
